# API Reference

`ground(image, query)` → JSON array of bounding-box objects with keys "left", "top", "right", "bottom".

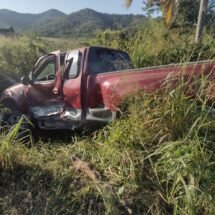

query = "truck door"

[
  {"left": 26, "top": 51, "right": 63, "bottom": 107},
  {"left": 63, "top": 50, "right": 83, "bottom": 122}
]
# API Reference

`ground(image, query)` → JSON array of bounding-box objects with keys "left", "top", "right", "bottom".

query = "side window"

[
  {"left": 35, "top": 61, "right": 56, "bottom": 82},
  {"left": 65, "top": 51, "right": 80, "bottom": 79}
]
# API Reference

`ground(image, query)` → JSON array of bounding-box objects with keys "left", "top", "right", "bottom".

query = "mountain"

[
  {"left": 0, "top": 8, "right": 146, "bottom": 37},
  {"left": 0, "top": 9, "right": 66, "bottom": 31},
  {"left": 36, "top": 9, "right": 146, "bottom": 37}
]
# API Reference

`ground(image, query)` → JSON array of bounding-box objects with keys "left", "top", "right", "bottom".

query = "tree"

[
  {"left": 124, "top": 0, "right": 210, "bottom": 43},
  {"left": 174, "top": 0, "right": 200, "bottom": 27},
  {"left": 195, "top": 0, "right": 209, "bottom": 43},
  {"left": 124, "top": 0, "right": 176, "bottom": 26}
]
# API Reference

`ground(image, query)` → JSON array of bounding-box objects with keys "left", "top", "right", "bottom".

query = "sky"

[{"left": 0, "top": 0, "right": 144, "bottom": 15}]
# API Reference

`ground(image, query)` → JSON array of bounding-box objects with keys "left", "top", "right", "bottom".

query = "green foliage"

[
  {"left": 174, "top": 0, "right": 200, "bottom": 27},
  {"left": 142, "top": 0, "right": 215, "bottom": 30},
  {"left": 0, "top": 34, "right": 51, "bottom": 76},
  {"left": 72, "top": 75, "right": 215, "bottom": 214},
  {"left": 0, "top": 35, "right": 51, "bottom": 92},
  {"left": 0, "top": 115, "right": 32, "bottom": 168},
  {"left": 90, "top": 29, "right": 131, "bottom": 50},
  {"left": 91, "top": 20, "right": 215, "bottom": 68},
  {"left": 37, "top": 9, "right": 146, "bottom": 38},
  {"left": 1, "top": 75, "right": 215, "bottom": 214}
]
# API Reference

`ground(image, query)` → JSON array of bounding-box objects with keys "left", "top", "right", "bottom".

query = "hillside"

[
  {"left": 0, "top": 8, "right": 146, "bottom": 37},
  {"left": 35, "top": 9, "right": 147, "bottom": 37},
  {"left": 0, "top": 9, "right": 66, "bottom": 32}
]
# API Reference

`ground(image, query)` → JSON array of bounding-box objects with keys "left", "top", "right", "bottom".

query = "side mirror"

[{"left": 21, "top": 75, "right": 32, "bottom": 85}]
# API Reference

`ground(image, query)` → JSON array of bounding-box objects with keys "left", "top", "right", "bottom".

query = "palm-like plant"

[
  {"left": 124, "top": 0, "right": 133, "bottom": 8},
  {"left": 124, "top": 0, "right": 209, "bottom": 43},
  {"left": 124, "top": 0, "right": 177, "bottom": 26}
]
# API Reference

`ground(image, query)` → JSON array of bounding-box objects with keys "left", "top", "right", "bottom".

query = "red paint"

[{"left": 86, "top": 61, "right": 215, "bottom": 111}]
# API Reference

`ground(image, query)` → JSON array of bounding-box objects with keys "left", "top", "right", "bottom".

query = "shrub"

[
  {"left": 0, "top": 34, "right": 51, "bottom": 76},
  {"left": 66, "top": 75, "right": 215, "bottom": 214},
  {"left": 90, "top": 20, "right": 215, "bottom": 68}
]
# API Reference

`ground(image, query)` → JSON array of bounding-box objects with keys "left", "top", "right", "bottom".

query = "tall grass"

[
  {"left": 90, "top": 20, "right": 215, "bottom": 68},
  {"left": 0, "top": 115, "right": 33, "bottom": 168},
  {"left": 0, "top": 34, "right": 89, "bottom": 93},
  {"left": 73, "top": 74, "right": 215, "bottom": 214},
  {"left": 1, "top": 72, "right": 215, "bottom": 214}
]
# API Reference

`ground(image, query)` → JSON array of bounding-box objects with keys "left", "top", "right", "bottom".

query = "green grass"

[
  {"left": 90, "top": 21, "right": 215, "bottom": 68},
  {"left": 44, "top": 36, "right": 89, "bottom": 51},
  {"left": 1, "top": 74, "right": 215, "bottom": 214}
]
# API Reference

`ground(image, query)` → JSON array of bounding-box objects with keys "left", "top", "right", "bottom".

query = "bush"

[
  {"left": 72, "top": 75, "right": 215, "bottom": 214},
  {"left": 90, "top": 20, "right": 215, "bottom": 68},
  {"left": 0, "top": 34, "right": 51, "bottom": 76},
  {"left": 0, "top": 34, "right": 51, "bottom": 92}
]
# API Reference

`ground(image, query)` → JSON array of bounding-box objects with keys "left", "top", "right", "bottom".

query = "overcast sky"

[{"left": 0, "top": 0, "right": 144, "bottom": 14}]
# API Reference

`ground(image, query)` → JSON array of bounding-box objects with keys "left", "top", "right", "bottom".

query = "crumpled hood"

[{"left": 1, "top": 83, "right": 25, "bottom": 101}]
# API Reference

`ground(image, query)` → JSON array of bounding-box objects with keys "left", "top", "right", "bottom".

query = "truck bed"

[{"left": 87, "top": 60, "right": 215, "bottom": 110}]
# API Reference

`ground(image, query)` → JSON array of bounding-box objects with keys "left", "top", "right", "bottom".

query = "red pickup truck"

[{"left": 0, "top": 46, "right": 215, "bottom": 130}]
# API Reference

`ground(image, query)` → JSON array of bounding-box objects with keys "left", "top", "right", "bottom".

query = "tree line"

[{"left": 124, "top": 0, "right": 215, "bottom": 43}]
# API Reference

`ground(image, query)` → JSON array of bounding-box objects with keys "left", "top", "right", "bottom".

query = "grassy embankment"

[
  {"left": 0, "top": 21, "right": 215, "bottom": 214},
  {"left": 1, "top": 75, "right": 215, "bottom": 214}
]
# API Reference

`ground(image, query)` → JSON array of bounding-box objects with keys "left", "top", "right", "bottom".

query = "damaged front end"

[{"left": 30, "top": 104, "right": 83, "bottom": 130}]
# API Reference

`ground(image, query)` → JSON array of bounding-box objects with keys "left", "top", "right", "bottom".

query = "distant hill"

[
  {"left": 0, "top": 8, "right": 146, "bottom": 37},
  {"left": 0, "top": 9, "right": 66, "bottom": 32}
]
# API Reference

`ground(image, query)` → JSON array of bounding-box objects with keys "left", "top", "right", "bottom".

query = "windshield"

[{"left": 88, "top": 47, "right": 132, "bottom": 74}]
